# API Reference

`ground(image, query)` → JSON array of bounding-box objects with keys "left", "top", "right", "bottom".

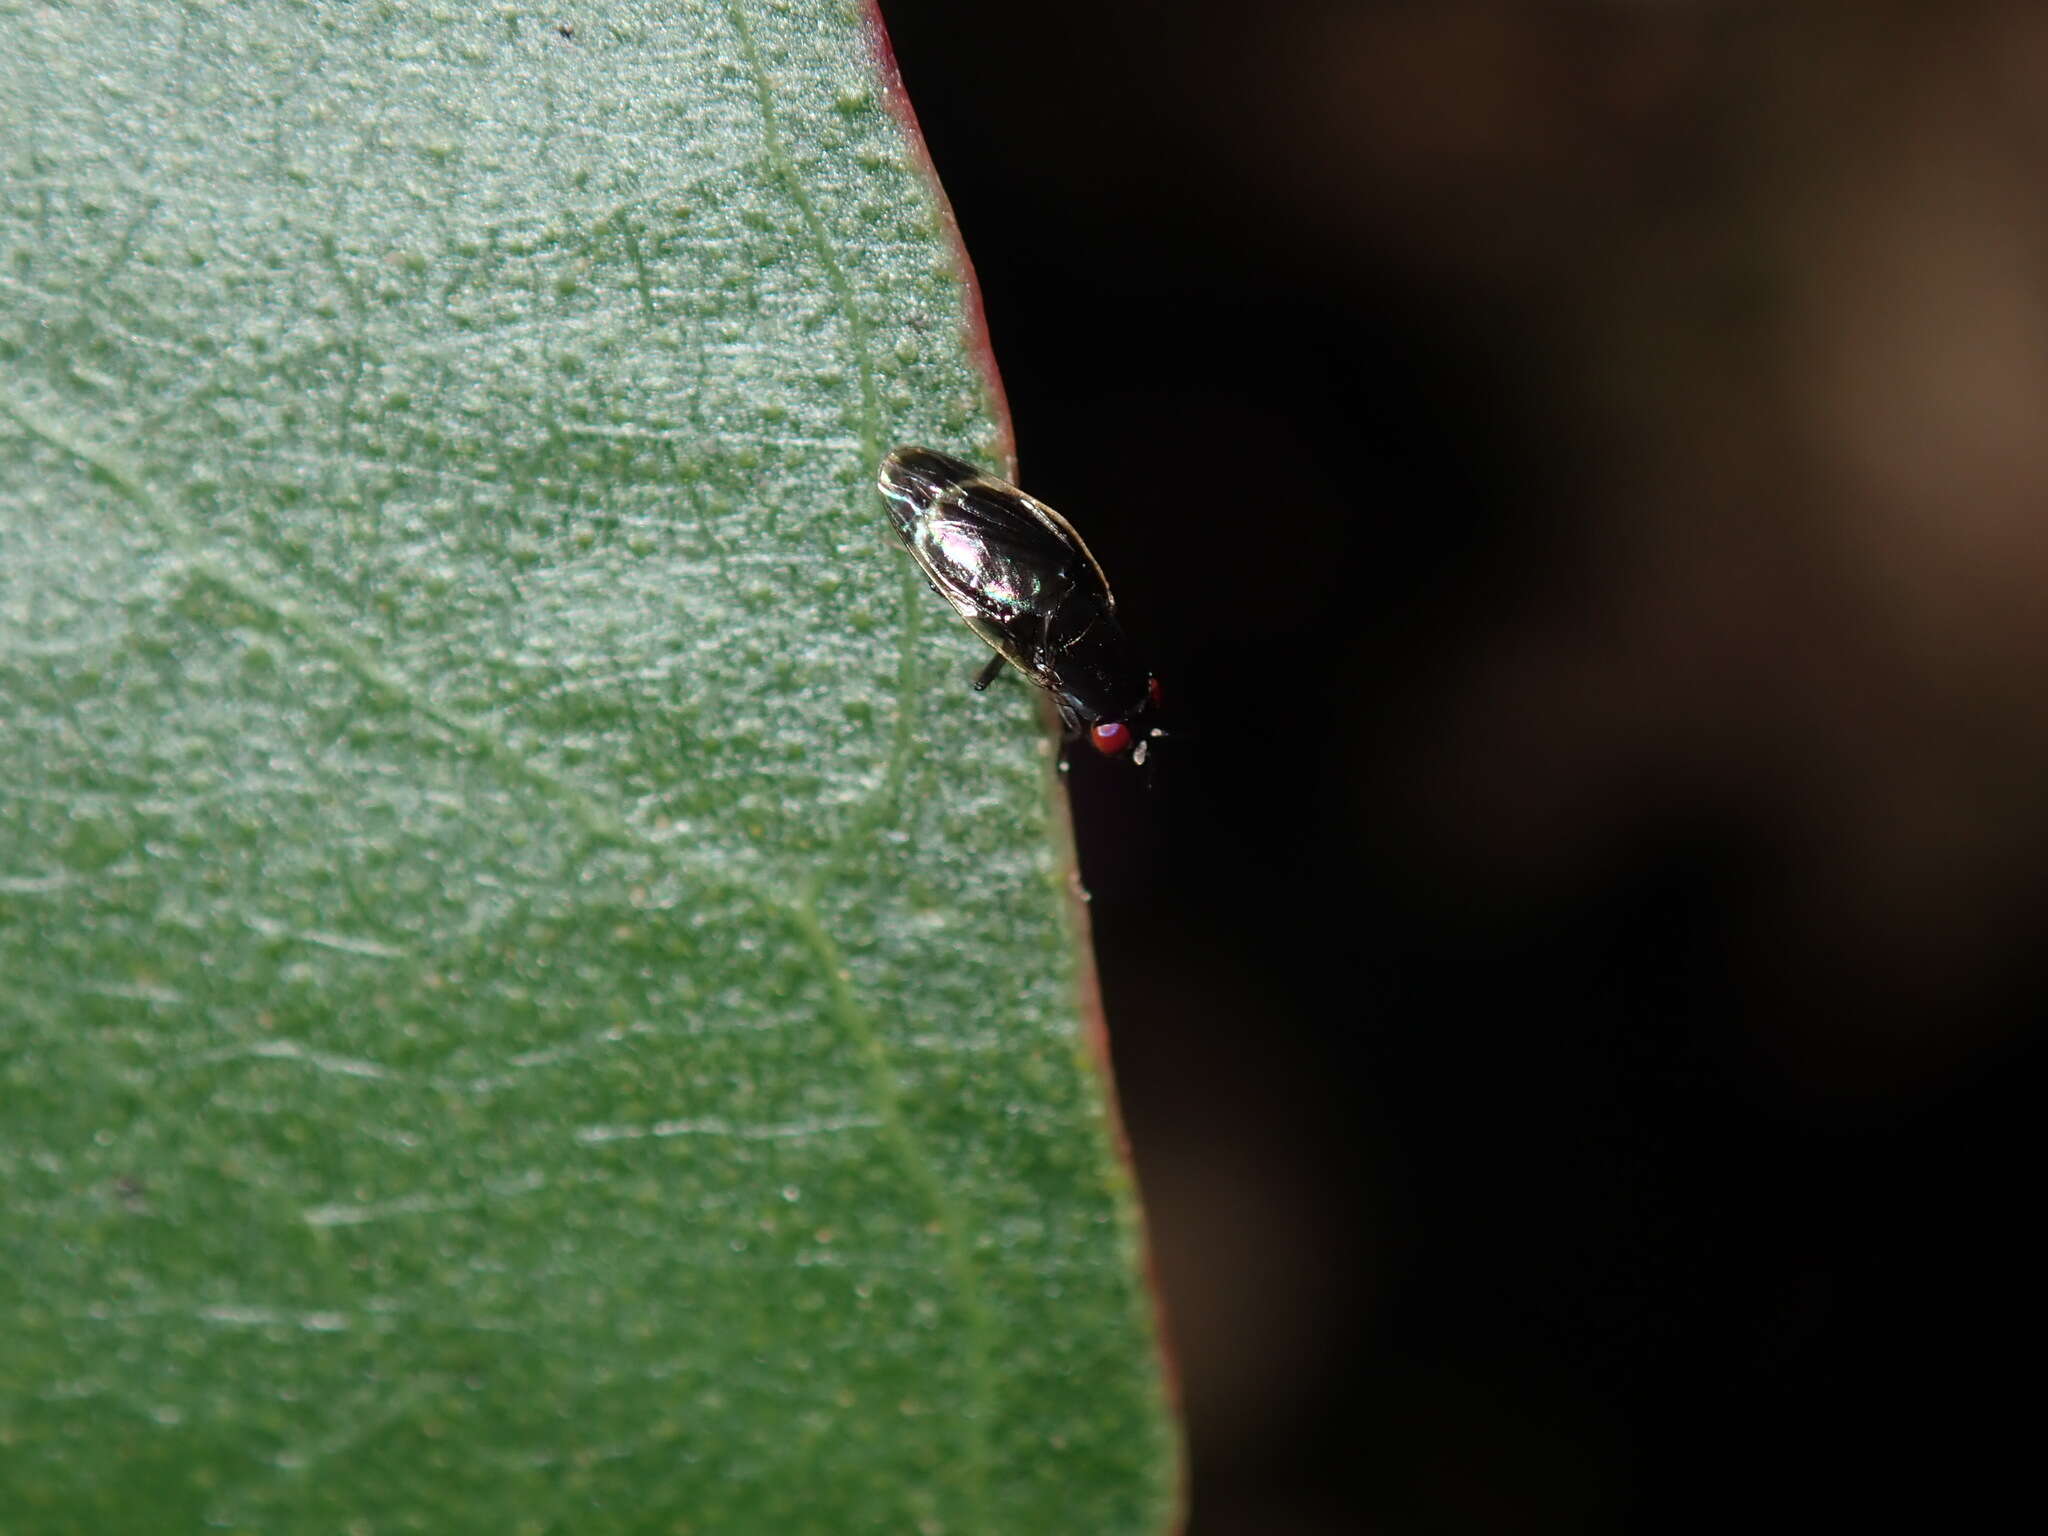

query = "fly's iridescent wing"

[{"left": 877, "top": 447, "right": 1111, "bottom": 682}]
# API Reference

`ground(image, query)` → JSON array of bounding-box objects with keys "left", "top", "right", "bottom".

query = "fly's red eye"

[
  {"left": 1089, "top": 721, "right": 1132, "bottom": 756},
  {"left": 1147, "top": 677, "right": 1164, "bottom": 707}
]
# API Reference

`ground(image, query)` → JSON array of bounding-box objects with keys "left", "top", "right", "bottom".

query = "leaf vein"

[{"left": 787, "top": 889, "right": 996, "bottom": 1532}]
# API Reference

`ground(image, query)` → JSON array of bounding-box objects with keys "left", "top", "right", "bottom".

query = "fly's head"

[{"left": 1085, "top": 676, "right": 1167, "bottom": 767}]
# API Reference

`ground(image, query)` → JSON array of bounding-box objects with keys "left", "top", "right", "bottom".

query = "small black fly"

[{"left": 878, "top": 446, "right": 1164, "bottom": 764}]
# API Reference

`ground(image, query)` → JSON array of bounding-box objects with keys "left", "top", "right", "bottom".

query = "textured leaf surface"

[{"left": 0, "top": 3, "right": 1174, "bottom": 1530}]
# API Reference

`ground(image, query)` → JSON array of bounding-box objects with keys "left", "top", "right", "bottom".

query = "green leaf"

[{"left": 0, "top": 3, "right": 1176, "bottom": 1530}]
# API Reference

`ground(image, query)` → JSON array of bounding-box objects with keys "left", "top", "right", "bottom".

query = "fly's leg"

[
  {"left": 1053, "top": 696, "right": 1083, "bottom": 775},
  {"left": 970, "top": 605, "right": 1045, "bottom": 692}
]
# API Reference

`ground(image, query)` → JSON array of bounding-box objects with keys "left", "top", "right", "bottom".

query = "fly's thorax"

[{"left": 1047, "top": 610, "right": 1151, "bottom": 726}]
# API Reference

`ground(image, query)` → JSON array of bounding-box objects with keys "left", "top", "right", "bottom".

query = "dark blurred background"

[{"left": 876, "top": 4, "right": 2046, "bottom": 1531}]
